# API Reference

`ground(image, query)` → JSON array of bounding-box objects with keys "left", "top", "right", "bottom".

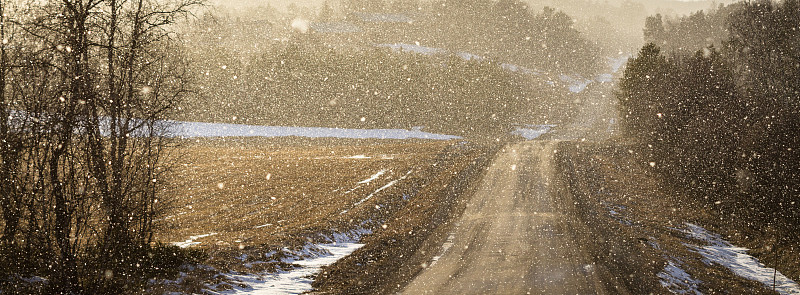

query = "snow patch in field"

[
  {"left": 344, "top": 155, "right": 371, "bottom": 159},
  {"left": 658, "top": 260, "right": 702, "bottom": 295},
  {"left": 500, "top": 63, "right": 540, "bottom": 75},
  {"left": 172, "top": 233, "right": 218, "bottom": 248},
  {"left": 457, "top": 52, "right": 485, "bottom": 61},
  {"left": 377, "top": 43, "right": 444, "bottom": 55},
  {"left": 511, "top": 125, "right": 556, "bottom": 140},
  {"left": 353, "top": 170, "right": 413, "bottom": 207},
  {"left": 357, "top": 169, "right": 387, "bottom": 184},
  {"left": 213, "top": 228, "right": 371, "bottom": 295},
  {"left": 171, "top": 121, "right": 461, "bottom": 140},
  {"left": 683, "top": 223, "right": 800, "bottom": 295}
]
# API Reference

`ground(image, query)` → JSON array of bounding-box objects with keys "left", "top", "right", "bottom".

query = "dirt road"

[
  {"left": 401, "top": 84, "right": 621, "bottom": 294},
  {"left": 401, "top": 140, "right": 615, "bottom": 294}
]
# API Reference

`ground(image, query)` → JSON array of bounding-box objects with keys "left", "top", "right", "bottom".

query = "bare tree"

[{"left": 0, "top": 0, "right": 201, "bottom": 292}]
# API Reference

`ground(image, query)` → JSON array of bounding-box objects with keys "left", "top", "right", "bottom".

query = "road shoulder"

[{"left": 557, "top": 141, "right": 787, "bottom": 294}]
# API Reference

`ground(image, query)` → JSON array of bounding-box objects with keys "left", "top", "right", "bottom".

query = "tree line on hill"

[
  {"left": 322, "top": 0, "right": 603, "bottom": 76},
  {"left": 618, "top": 0, "right": 799, "bottom": 246},
  {"left": 0, "top": 1, "right": 203, "bottom": 293},
  {"left": 179, "top": 0, "right": 602, "bottom": 138},
  {"left": 179, "top": 38, "right": 569, "bottom": 140},
  {"left": 427, "top": 1, "right": 602, "bottom": 76}
]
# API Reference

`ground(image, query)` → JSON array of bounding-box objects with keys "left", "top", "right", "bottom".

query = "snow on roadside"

[
  {"left": 429, "top": 232, "right": 456, "bottom": 268},
  {"left": 172, "top": 233, "right": 218, "bottom": 248},
  {"left": 657, "top": 260, "right": 703, "bottom": 295},
  {"left": 682, "top": 223, "right": 800, "bottom": 295},
  {"left": 209, "top": 228, "right": 372, "bottom": 295}
]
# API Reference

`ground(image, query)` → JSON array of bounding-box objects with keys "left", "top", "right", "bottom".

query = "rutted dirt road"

[
  {"left": 401, "top": 141, "right": 614, "bottom": 294},
  {"left": 401, "top": 84, "right": 622, "bottom": 294}
]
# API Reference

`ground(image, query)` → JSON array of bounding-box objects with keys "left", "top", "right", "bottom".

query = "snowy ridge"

[
  {"left": 343, "top": 169, "right": 389, "bottom": 195},
  {"left": 682, "top": 223, "right": 800, "bottom": 295},
  {"left": 559, "top": 74, "right": 594, "bottom": 93}
]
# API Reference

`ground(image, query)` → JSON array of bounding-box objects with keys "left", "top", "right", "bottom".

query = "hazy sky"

[
  {"left": 212, "top": 0, "right": 323, "bottom": 10},
  {"left": 211, "top": 0, "right": 736, "bottom": 13}
]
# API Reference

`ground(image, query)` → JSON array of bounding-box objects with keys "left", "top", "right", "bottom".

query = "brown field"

[
  {"left": 148, "top": 136, "right": 494, "bottom": 293},
  {"left": 157, "top": 137, "right": 460, "bottom": 249}
]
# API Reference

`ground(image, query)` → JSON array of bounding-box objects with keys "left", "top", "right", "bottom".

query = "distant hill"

[{"left": 179, "top": 2, "right": 606, "bottom": 139}]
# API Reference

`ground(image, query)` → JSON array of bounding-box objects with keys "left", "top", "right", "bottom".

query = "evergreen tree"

[
  {"left": 643, "top": 14, "right": 665, "bottom": 44},
  {"left": 617, "top": 43, "right": 673, "bottom": 140}
]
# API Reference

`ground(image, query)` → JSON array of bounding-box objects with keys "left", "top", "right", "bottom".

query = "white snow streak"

[
  {"left": 172, "top": 233, "right": 218, "bottom": 248},
  {"left": 353, "top": 170, "right": 413, "bottom": 207},
  {"left": 376, "top": 43, "right": 630, "bottom": 93},
  {"left": 377, "top": 43, "right": 444, "bottom": 55},
  {"left": 344, "top": 155, "right": 371, "bottom": 159},
  {"left": 430, "top": 233, "right": 456, "bottom": 267},
  {"left": 684, "top": 223, "right": 800, "bottom": 295},
  {"left": 357, "top": 169, "right": 388, "bottom": 184}
]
